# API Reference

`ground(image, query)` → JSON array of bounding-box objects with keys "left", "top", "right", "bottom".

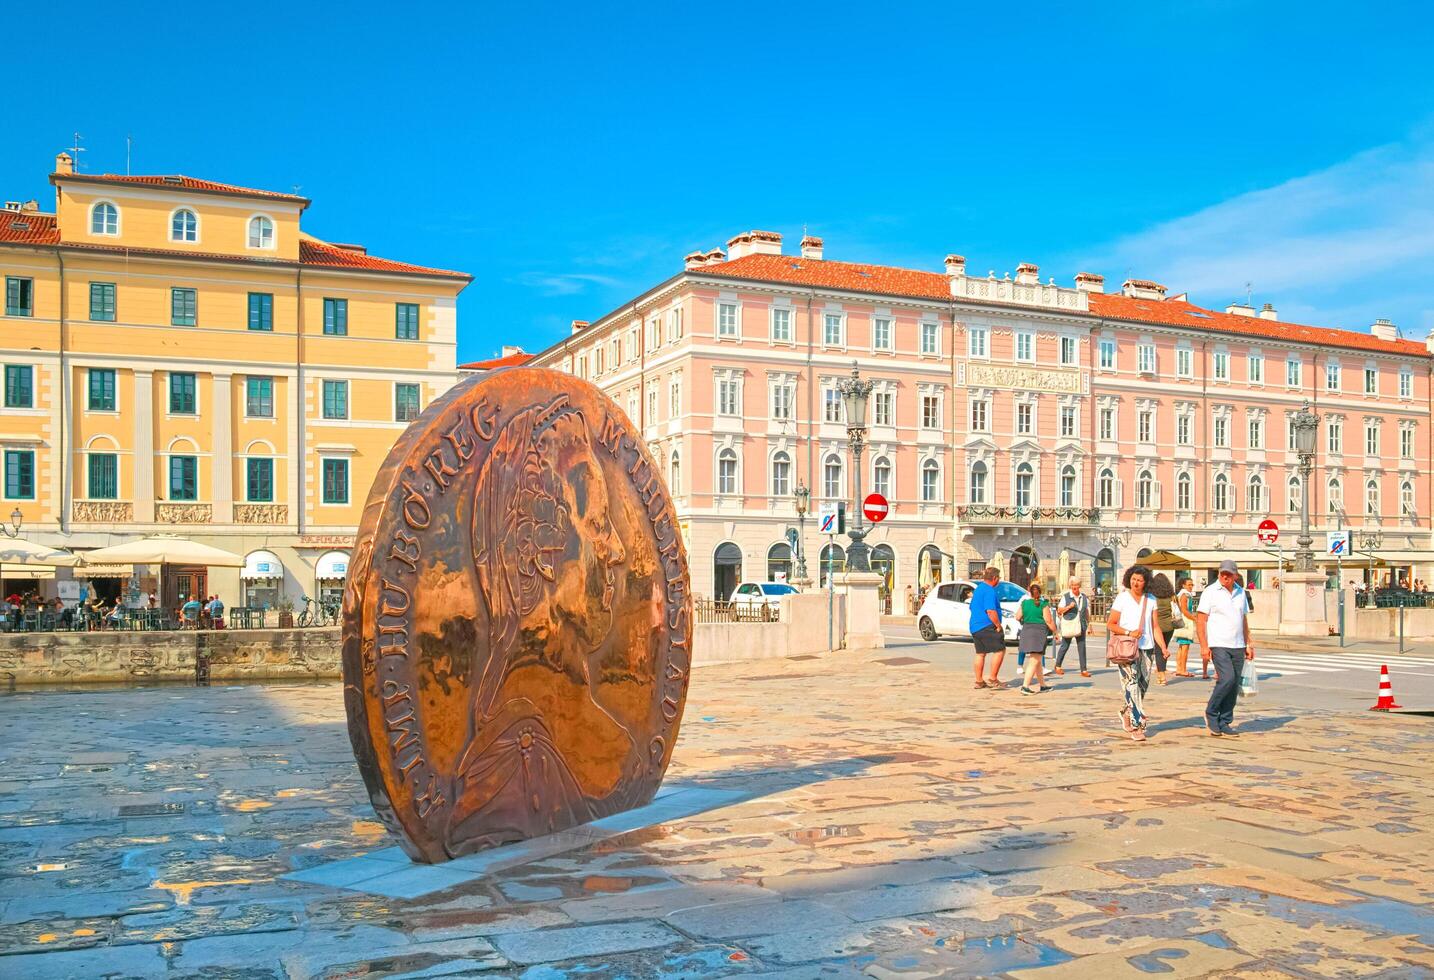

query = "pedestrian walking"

[
  {"left": 1017, "top": 583, "right": 1055, "bottom": 695},
  {"left": 1150, "top": 573, "right": 1177, "bottom": 686},
  {"left": 1106, "top": 565, "right": 1168, "bottom": 742},
  {"left": 968, "top": 567, "right": 1007, "bottom": 690},
  {"left": 1172, "top": 576, "right": 1199, "bottom": 677},
  {"left": 1053, "top": 577, "right": 1090, "bottom": 677},
  {"left": 1196, "top": 559, "right": 1255, "bottom": 737}
]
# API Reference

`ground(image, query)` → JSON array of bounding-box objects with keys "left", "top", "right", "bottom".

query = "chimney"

[
  {"left": 20, "top": 200, "right": 38, "bottom": 212},
  {"left": 1074, "top": 272, "right": 1105, "bottom": 294},
  {"left": 726, "top": 230, "right": 782, "bottom": 260},
  {"left": 944, "top": 254, "right": 965, "bottom": 276},
  {"left": 1371, "top": 318, "right": 1399, "bottom": 341},
  {"left": 1224, "top": 302, "right": 1256, "bottom": 317},
  {"left": 570, "top": 319, "right": 590, "bottom": 335},
  {"left": 1015, "top": 262, "right": 1039, "bottom": 285},
  {"left": 684, "top": 250, "right": 706, "bottom": 270},
  {"left": 800, "top": 235, "right": 823, "bottom": 260},
  {"left": 1258, "top": 303, "right": 1279, "bottom": 321},
  {"left": 500, "top": 345, "right": 526, "bottom": 358},
  {"left": 705, "top": 247, "right": 725, "bottom": 264},
  {"left": 1122, "top": 279, "right": 1167, "bottom": 301},
  {"left": 54, "top": 152, "right": 74, "bottom": 175},
  {"left": 2, "top": 202, "right": 18, "bottom": 212}
]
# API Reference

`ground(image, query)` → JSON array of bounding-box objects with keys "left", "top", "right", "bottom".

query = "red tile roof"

[
  {"left": 460, "top": 351, "right": 533, "bottom": 371},
  {"left": 53, "top": 172, "right": 310, "bottom": 206},
  {"left": 0, "top": 210, "right": 59, "bottom": 244},
  {"left": 694, "top": 253, "right": 1428, "bottom": 358},
  {"left": 299, "top": 237, "right": 469, "bottom": 279}
]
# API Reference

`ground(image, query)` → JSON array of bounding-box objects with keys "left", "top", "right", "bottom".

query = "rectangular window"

[
  {"left": 718, "top": 379, "right": 739, "bottom": 416},
  {"left": 669, "top": 377, "right": 681, "bottom": 417},
  {"left": 89, "top": 282, "right": 116, "bottom": 321},
  {"left": 245, "top": 376, "right": 274, "bottom": 418},
  {"left": 321, "top": 458, "right": 349, "bottom": 504},
  {"left": 246, "top": 457, "right": 274, "bottom": 502},
  {"left": 1138, "top": 344, "right": 1156, "bottom": 374},
  {"left": 873, "top": 317, "right": 892, "bottom": 350},
  {"left": 87, "top": 452, "right": 117, "bottom": 500},
  {"left": 1176, "top": 348, "right": 1193, "bottom": 378},
  {"left": 1326, "top": 362, "right": 1341, "bottom": 390},
  {"left": 1287, "top": 417, "right": 1298, "bottom": 450},
  {"left": 1017, "top": 403, "right": 1033, "bottom": 435},
  {"left": 1364, "top": 367, "right": 1378, "bottom": 395},
  {"left": 1213, "top": 351, "right": 1229, "bottom": 381},
  {"left": 1177, "top": 415, "right": 1192, "bottom": 446},
  {"left": 666, "top": 308, "right": 682, "bottom": 342},
  {"left": 4, "top": 365, "right": 33, "bottom": 408},
  {"left": 717, "top": 302, "right": 738, "bottom": 337},
  {"left": 920, "top": 321, "right": 938, "bottom": 355},
  {"left": 168, "top": 372, "right": 196, "bottom": 415},
  {"left": 321, "top": 380, "right": 348, "bottom": 420},
  {"left": 1366, "top": 423, "right": 1379, "bottom": 456},
  {"left": 1248, "top": 354, "right": 1264, "bottom": 384},
  {"left": 170, "top": 287, "right": 197, "bottom": 326},
  {"left": 1098, "top": 338, "right": 1116, "bottom": 369},
  {"left": 1060, "top": 405, "right": 1076, "bottom": 437},
  {"left": 5, "top": 276, "right": 33, "bottom": 317},
  {"left": 646, "top": 386, "right": 657, "bottom": 421},
  {"left": 1249, "top": 417, "right": 1264, "bottom": 449},
  {"left": 921, "top": 395, "right": 940, "bottom": 429},
  {"left": 770, "top": 307, "right": 791, "bottom": 342},
  {"left": 395, "top": 382, "right": 421, "bottom": 422},
  {"left": 1138, "top": 410, "right": 1153, "bottom": 443},
  {"left": 1099, "top": 408, "right": 1114, "bottom": 441},
  {"left": 824, "top": 388, "right": 843, "bottom": 423},
  {"left": 969, "top": 327, "right": 988, "bottom": 358},
  {"left": 1016, "top": 331, "right": 1034, "bottom": 362},
  {"left": 1286, "top": 358, "right": 1301, "bottom": 387},
  {"left": 87, "top": 368, "right": 116, "bottom": 411},
  {"left": 168, "top": 455, "right": 198, "bottom": 501},
  {"left": 1401, "top": 427, "right": 1414, "bottom": 459},
  {"left": 1401, "top": 371, "right": 1413, "bottom": 398},
  {"left": 395, "top": 303, "right": 420, "bottom": 340},
  {"left": 323, "top": 298, "right": 348, "bottom": 336},
  {"left": 1059, "top": 336, "right": 1077, "bottom": 366},
  {"left": 970, "top": 400, "right": 988, "bottom": 432},
  {"left": 1214, "top": 416, "right": 1228, "bottom": 448},
  {"left": 772, "top": 383, "right": 793, "bottom": 420},
  {"left": 875, "top": 391, "right": 894, "bottom": 427},
  {"left": 248, "top": 292, "right": 273, "bottom": 331},
  {"left": 823, "top": 313, "right": 843, "bottom": 346},
  {"left": 1328, "top": 420, "right": 1343, "bottom": 454},
  {"left": 4, "top": 450, "right": 34, "bottom": 499}
]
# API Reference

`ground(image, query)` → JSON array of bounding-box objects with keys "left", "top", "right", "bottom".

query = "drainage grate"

[
  {"left": 875, "top": 656, "right": 928, "bottom": 667},
  {"left": 117, "top": 803, "right": 186, "bottom": 817}
]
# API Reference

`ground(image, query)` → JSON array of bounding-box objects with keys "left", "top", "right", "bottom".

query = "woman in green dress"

[{"left": 1017, "top": 582, "right": 1055, "bottom": 695}]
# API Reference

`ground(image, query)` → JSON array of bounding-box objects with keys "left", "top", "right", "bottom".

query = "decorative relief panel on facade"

[
  {"left": 72, "top": 501, "right": 134, "bottom": 523},
  {"left": 965, "top": 363, "right": 1082, "bottom": 394},
  {"left": 156, "top": 503, "right": 213, "bottom": 524},
  {"left": 234, "top": 503, "right": 289, "bottom": 524}
]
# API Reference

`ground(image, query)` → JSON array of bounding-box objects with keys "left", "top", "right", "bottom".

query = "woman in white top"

[{"left": 1105, "top": 564, "right": 1169, "bottom": 742}]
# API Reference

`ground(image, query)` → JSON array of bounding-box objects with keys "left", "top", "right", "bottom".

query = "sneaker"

[
  {"left": 1080, "top": 671, "right": 1092, "bottom": 678},
  {"left": 1220, "top": 727, "right": 1241, "bottom": 738},
  {"left": 1118, "top": 708, "right": 1135, "bottom": 734},
  {"left": 1053, "top": 667, "right": 1065, "bottom": 676},
  {"left": 1205, "top": 723, "right": 1223, "bottom": 737},
  {"left": 1131, "top": 730, "right": 1147, "bottom": 742},
  {"left": 1021, "top": 686, "right": 1037, "bottom": 696},
  {"left": 1038, "top": 685, "right": 1054, "bottom": 693}
]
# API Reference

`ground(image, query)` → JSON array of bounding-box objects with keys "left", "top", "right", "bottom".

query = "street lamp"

[
  {"left": 1361, "top": 528, "right": 1384, "bottom": 593},
  {"left": 0, "top": 507, "right": 21, "bottom": 538},
  {"left": 793, "top": 481, "right": 811, "bottom": 581},
  {"left": 1098, "top": 526, "right": 1133, "bottom": 592},
  {"left": 1292, "top": 403, "right": 1319, "bottom": 573},
  {"left": 838, "top": 361, "right": 874, "bottom": 573}
]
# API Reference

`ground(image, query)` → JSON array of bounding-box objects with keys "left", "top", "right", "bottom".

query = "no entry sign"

[
  {"left": 863, "top": 493, "right": 889, "bottom": 523},
  {"left": 1256, "top": 519, "right": 1279, "bottom": 546}
]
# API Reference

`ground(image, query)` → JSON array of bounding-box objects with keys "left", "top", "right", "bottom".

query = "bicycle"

[{"left": 298, "top": 595, "right": 342, "bottom": 627}]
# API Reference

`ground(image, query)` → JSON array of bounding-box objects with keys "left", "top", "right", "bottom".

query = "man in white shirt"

[{"left": 1196, "top": 559, "right": 1255, "bottom": 737}]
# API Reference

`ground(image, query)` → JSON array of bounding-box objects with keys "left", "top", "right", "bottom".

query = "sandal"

[
  {"left": 1175, "top": 672, "right": 1194, "bottom": 678},
  {"left": 1118, "top": 707, "right": 1135, "bottom": 734},
  {"left": 985, "top": 679, "right": 1006, "bottom": 689},
  {"left": 972, "top": 681, "right": 987, "bottom": 690}
]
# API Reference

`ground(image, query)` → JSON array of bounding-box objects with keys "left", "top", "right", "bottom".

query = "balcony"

[
  {"left": 957, "top": 506, "right": 1100, "bottom": 527},
  {"left": 72, "top": 501, "right": 134, "bottom": 524}
]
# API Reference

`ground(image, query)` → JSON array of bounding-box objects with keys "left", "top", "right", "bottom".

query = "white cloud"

[
  {"left": 514, "top": 271, "right": 622, "bottom": 296},
  {"left": 1077, "top": 131, "right": 1434, "bottom": 335}
]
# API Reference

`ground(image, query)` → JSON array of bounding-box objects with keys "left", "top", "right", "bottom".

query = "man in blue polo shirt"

[{"left": 970, "top": 566, "right": 1006, "bottom": 689}]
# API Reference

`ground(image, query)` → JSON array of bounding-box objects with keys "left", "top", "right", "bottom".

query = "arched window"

[
  {"left": 872, "top": 456, "right": 891, "bottom": 499},
  {"left": 770, "top": 451, "right": 791, "bottom": 498},
  {"left": 1014, "top": 462, "right": 1033, "bottom": 509},
  {"left": 714, "top": 541, "right": 742, "bottom": 600},
  {"left": 1365, "top": 478, "right": 1380, "bottom": 517},
  {"left": 969, "top": 460, "right": 987, "bottom": 504},
  {"left": 669, "top": 450, "right": 681, "bottom": 495},
  {"left": 171, "top": 208, "right": 197, "bottom": 242},
  {"left": 1402, "top": 480, "right": 1415, "bottom": 516},
  {"left": 1287, "top": 475, "right": 1301, "bottom": 514},
  {"left": 767, "top": 542, "right": 793, "bottom": 582},
  {"left": 1213, "top": 473, "right": 1230, "bottom": 512},
  {"left": 1247, "top": 474, "right": 1264, "bottom": 513},
  {"left": 1098, "top": 468, "right": 1115, "bottom": 509},
  {"left": 248, "top": 215, "right": 275, "bottom": 249},
  {"left": 717, "top": 448, "right": 737, "bottom": 495},
  {"left": 90, "top": 202, "right": 118, "bottom": 236},
  {"left": 819, "top": 542, "right": 846, "bottom": 586},
  {"left": 1177, "top": 472, "right": 1193, "bottom": 511},
  {"left": 1328, "top": 476, "right": 1342, "bottom": 514},
  {"left": 823, "top": 453, "right": 842, "bottom": 500},
  {"left": 920, "top": 459, "right": 939, "bottom": 502},
  {"left": 1059, "top": 465, "right": 1076, "bottom": 508},
  {"left": 1136, "top": 469, "right": 1154, "bottom": 510}
]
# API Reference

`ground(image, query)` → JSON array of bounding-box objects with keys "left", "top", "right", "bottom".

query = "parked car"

[
  {"left": 728, "top": 581, "right": 799, "bottom": 615},
  {"left": 917, "top": 579, "right": 1029, "bottom": 642}
]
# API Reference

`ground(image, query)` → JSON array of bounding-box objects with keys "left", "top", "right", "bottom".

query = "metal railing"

[
  {"left": 694, "top": 598, "right": 781, "bottom": 623},
  {"left": 956, "top": 506, "right": 1101, "bottom": 526}
]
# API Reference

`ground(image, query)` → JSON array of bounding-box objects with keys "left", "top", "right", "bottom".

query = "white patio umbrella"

[
  {"left": 0, "top": 537, "right": 81, "bottom": 567},
  {"left": 79, "top": 535, "right": 245, "bottom": 567}
]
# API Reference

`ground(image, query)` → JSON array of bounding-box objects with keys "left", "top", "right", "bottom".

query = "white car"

[
  {"left": 728, "top": 581, "right": 799, "bottom": 614},
  {"left": 917, "top": 579, "right": 1029, "bottom": 642}
]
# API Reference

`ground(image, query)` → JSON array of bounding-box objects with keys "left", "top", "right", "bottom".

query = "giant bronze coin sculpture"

[{"left": 342, "top": 368, "right": 692, "bottom": 863}]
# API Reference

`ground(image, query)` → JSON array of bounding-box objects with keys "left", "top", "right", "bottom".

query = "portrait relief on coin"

[{"left": 342, "top": 368, "right": 692, "bottom": 863}]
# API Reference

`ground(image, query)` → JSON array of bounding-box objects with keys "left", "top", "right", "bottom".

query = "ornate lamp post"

[
  {"left": 793, "top": 481, "right": 811, "bottom": 581},
  {"left": 1361, "top": 528, "right": 1384, "bottom": 593},
  {"left": 838, "top": 362, "right": 874, "bottom": 573},
  {"left": 0, "top": 507, "right": 21, "bottom": 538},
  {"left": 1291, "top": 403, "right": 1319, "bottom": 573},
  {"left": 1098, "top": 526, "right": 1133, "bottom": 592}
]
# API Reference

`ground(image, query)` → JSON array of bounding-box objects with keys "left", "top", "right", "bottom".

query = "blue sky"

[{"left": 6, "top": 1, "right": 1434, "bottom": 362}]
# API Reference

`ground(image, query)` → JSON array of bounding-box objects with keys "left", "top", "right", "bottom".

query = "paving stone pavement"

[{"left": 1, "top": 649, "right": 1433, "bottom": 978}]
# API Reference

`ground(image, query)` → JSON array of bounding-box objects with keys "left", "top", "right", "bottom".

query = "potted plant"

[{"left": 277, "top": 596, "right": 295, "bottom": 629}]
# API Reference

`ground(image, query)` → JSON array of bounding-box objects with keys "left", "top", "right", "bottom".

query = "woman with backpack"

[
  {"left": 1150, "top": 573, "right": 1178, "bottom": 686},
  {"left": 1172, "top": 576, "right": 1199, "bottom": 677}
]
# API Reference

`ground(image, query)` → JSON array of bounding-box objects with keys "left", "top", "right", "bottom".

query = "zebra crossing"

[{"left": 1246, "top": 651, "right": 1434, "bottom": 680}]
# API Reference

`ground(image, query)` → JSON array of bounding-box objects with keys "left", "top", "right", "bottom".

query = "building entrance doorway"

[
  {"left": 1009, "top": 546, "right": 1037, "bottom": 589},
  {"left": 713, "top": 542, "right": 742, "bottom": 602}
]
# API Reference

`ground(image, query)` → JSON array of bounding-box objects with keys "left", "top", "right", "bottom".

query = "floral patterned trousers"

[{"left": 1118, "top": 651, "right": 1153, "bottom": 729}]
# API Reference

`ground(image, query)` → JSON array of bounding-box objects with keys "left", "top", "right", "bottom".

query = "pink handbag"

[{"left": 1108, "top": 595, "right": 1149, "bottom": 666}]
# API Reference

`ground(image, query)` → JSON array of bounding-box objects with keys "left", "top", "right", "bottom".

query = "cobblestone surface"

[{"left": 1, "top": 650, "right": 1432, "bottom": 978}]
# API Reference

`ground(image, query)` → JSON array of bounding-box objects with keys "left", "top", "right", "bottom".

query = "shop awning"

[
  {"left": 79, "top": 536, "right": 245, "bottom": 567},
  {"left": 315, "top": 550, "right": 350, "bottom": 580},
  {"left": 1, "top": 564, "right": 55, "bottom": 580},
  {"left": 1346, "top": 550, "right": 1434, "bottom": 565},
  {"left": 72, "top": 563, "right": 134, "bottom": 579},
  {"left": 242, "top": 550, "right": 284, "bottom": 581},
  {"left": 1140, "top": 549, "right": 1287, "bottom": 569},
  {"left": 0, "top": 538, "right": 81, "bottom": 567}
]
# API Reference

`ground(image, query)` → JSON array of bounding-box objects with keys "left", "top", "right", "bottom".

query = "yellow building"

[{"left": 1, "top": 152, "right": 470, "bottom": 610}]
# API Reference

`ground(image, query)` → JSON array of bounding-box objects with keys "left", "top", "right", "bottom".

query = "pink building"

[{"left": 524, "top": 231, "right": 1433, "bottom": 601}]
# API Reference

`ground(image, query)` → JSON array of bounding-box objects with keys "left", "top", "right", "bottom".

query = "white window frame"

[
  {"left": 920, "top": 458, "right": 940, "bottom": 502},
  {"left": 1015, "top": 330, "right": 1035, "bottom": 363},
  {"left": 169, "top": 207, "right": 199, "bottom": 243},
  {"left": 1399, "top": 369, "right": 1413, "bottom": 399},
  {"left": 770, "top": 450, "right": 791, "bottom": 498},
  {"left": 717, "top": 378, "right": 740, "bottom": 417},
  {"left": 1177, "top": 414, "right": 1192, "bottom": 446},
  {"left": 1248, "top": 416, "right": 1264, "bottom": 450},
  {"left": 717, "top": 301, "right": 739, "bottom": 338},
  {"left": 1059, "top": 336, "right": 1077, "bottom": 366},
  {"left": 872, "top": 316, "right": 893, "bottom": 351},
  {"left": 770, "top": 306, "right": 792, "bottom": 343},
  {"left": 1098, "top": 407, "right": 1115, "bottom": 442},
  {"left": 1137, "top": 343, "right": 1156, "bottom": 374},
  {"left": 247, "top": 214, "right": 276, "bottom": 250},
  {"left": 919, "top": 320, "right": 939, "bottom": 356},
  {"left": 969, "top": 399, "right": 988, "bottom": 432},
  {"left": 1248, "top": 353, "right": 1264, "bottom": 385},
  {"left": 90, "top": 200, "right": 120, "bottom": 237},
  {"left": 822, "top": 312, "right": 845, "bottom": 348},
  {"left": 1286, "top": 357, "right": 1302, "bottom": 388},
  {"left": 1177, "top": 472, "right": 1193, "bottom": 511},
  {"left": 969, "top": 460, "right": 988, "bottom": 504},
  {"left": 717, "top": 448, "right": 739, "bottom": 496},
  {"left": 1098, "top": 338, "right": 1116, "bottom": 370},
  {"left": 1213, "top": 350, "right": 1230, "bottom": 382},
  {"left": 921, "top": 393, "right": 941, "bottom": 430},
  {"left": 1326, "top": 361, "right": 1341, "bottom": 391},
  {"left": 1059, "top": 405, "right": 1076, "bottom": 438},
  {"left": 874, "top": 390, "right": 894, "bottom": 427},
  {"left": 1017, "top": 402, "right": 1034, "bottom": 436},
  {"left": 1176, "top": 347, "right": 1193, "bottom": 379},
  {"left": 968, "top": 326, "right": 988, "bottom": 359}
]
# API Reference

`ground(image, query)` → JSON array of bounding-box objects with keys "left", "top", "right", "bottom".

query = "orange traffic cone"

[{"left": 1370, "top": 665, "right": 1402, "bottom": 711}]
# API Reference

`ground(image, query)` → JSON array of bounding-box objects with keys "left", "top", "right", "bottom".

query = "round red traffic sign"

[
  {"left": 863, "top": 493, "right": 889, "bottom": 523},
  {"left": 1257, "top": 518, "right": 1279, "bottom": 545}
]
